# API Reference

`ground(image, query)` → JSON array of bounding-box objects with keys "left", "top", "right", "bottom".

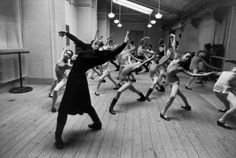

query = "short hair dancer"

[
  {"left": 109, "top": 56, "right": 154, "bottom": 115},
  {"left": 185, "top": 50, "right": 221, "bottom": 90},
  {"left": 145, "top": 34, "right": 177, "bottom": 101},
  {"left": 49, "top": 49, "right": 73, "bottom": 112},
  {"left": 94, "top": 40, "right": 121, "bottom": 96},
  {"left": 160, "top": 52, "right": 215, "bottom": 121},
  {"left": 54, "top": 31, "right": 130, "bottom": 149},
  {"left": 214, "top": 67, "right": 236, "bottom": 129}
]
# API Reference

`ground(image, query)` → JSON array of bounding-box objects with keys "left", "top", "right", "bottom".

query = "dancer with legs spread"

[
  {"left": 49, "top": 49, "right": 73, "bottom": 112},
  {"left": 95, "top": 41, "right": 121, "bottom": 96},
  {"left": 214, "top": 67, "right": 236, "bottom": 129},
  {"left": 160, "top": 52, "right": 215, "bottom": 121},
  {"left": 109, "top": 56, "right": 154, "bottom": 115},
  {"left": 145, "top": 35, "right": 177, "bottom": 101},
  {"left": 54, "top": 31, "right": 129, "bottom": 149}
]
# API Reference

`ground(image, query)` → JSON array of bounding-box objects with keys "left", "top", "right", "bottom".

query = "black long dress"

[{"left": 59, "top": 33, "right": 127, "bottom": 115}]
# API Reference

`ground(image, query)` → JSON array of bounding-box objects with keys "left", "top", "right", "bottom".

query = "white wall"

[
  {"left": 65, "top": 1, "right": 77, "bottom": 51},
  {"left": 98, "top": 14, "right": 110, "bottom": 42},
  {"left": 77, "top": 0, "right": 97, "bottom": 43},
  {"left": 0, "top": 0, "right": 22, "bottom": 49},
  {"left": 22, "top": 0, "right": 53, "bottom": 81},
  {"left": 198, "top": 14, "right": 215, "bottom": 50},
  {"left": 225, "top": 6, "right": 236, "bottom": 70}
]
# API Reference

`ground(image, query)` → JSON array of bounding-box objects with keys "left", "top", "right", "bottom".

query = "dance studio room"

[{"left": 0, "top": 0, "right": 236, "bottom": 157}]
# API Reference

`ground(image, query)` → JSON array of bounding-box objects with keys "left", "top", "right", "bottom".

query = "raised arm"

[
  {"left": 182, "top": 69, "right": 216, "bottom": 77},
  {"left": 200, "top": 58, "right": 222, "bottom": 70},
  {"left": 136, "top": 55, "right": 155, "bottom": 69},
  {"left": 58, "top": 31, "right": 91, "bottom": 50}
]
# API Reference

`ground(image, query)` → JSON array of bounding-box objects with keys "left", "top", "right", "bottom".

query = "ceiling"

[{"left": 98, "top": 0, "right": 235, "bottom": 29}]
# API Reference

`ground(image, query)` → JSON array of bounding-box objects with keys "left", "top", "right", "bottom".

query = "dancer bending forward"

[
  {"left": 214, "top": 67, "right": 236, "bottom": 129},
  {"left": 160, "top": 53, "right": 214, "bottom": 121},
  {"left": 109, "top": 56, "right": 154, "bottom": 115}
]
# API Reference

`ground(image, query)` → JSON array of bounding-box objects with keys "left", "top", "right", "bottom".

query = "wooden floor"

[{"left": 0, "top": 71, "right": 236, "bottom": 158}]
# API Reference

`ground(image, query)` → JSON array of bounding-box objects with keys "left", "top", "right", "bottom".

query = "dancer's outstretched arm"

[
  {"left": 58, "top": 31, "right": 91, "bottom": 50},
  {"left": 132, "top": 55, "right": 155, "bottom": 72},
  {"left": 200, "top": 58, "right": 222, "bottom": 71},
  {"left": 183, "top": 70, "right": 216, "bottom": 77}
]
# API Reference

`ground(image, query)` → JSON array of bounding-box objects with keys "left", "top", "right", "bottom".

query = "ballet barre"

[{"left": 0, "top": 49, "right": 33, "bottom": 93}]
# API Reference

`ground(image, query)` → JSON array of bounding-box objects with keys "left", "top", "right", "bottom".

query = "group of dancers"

[{"left": 48, "top": 30, "right": 236, "bottom": 149}]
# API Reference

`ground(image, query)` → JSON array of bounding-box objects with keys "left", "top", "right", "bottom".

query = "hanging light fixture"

[
  {"left": 151, "top": 19, "right": 156, "bottom": 24},
  {"left": 114, "top": 19, "right": 120, "bottom": 24},
  {"left": 108, "top": 0, "right": 115, "bottom": 18},
  {"left": 117, "top": 5, "right": 122, "bottom": 27},
  {"left": 147, "top": 23, "right": 152, "bottom": 28},
  {"left": 118, "top": 23, "right": 122, "bottom": 27},
  {"left": 155, "top": 0, "right": 163, "bottom": 19}
]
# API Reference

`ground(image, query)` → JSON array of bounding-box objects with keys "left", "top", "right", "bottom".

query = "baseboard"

[{"left": 26, "top": 78, "right": 53, "bottom": 85}]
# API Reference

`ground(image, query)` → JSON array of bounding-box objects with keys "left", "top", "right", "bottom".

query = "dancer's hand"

[
  {"left": 58, "top": 31, "right": 67, "bottom": 37},
  {"left": 124, "top": 31, "right": 130, "bottom": 43}
]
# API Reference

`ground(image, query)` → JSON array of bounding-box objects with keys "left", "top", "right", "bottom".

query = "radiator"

[{"left": 0, "top": 54, "right": 27, "bottom": 84}]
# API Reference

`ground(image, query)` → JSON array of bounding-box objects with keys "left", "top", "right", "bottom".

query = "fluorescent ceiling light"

[{"left": 113, "top": 0, "right": 153, "bottom": 15}]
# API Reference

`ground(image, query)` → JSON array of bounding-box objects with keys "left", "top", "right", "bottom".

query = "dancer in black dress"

[{"left": 54, "top": 31, "right": 130, "bottom": 149}]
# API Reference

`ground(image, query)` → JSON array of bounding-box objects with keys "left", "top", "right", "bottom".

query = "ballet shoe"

[
  {"left": 113, "top": 87, "right": 119, "bottom": 90},
  {"left": 54, "top": 140, "right": 65, "bottom": 149},
  {"left": 137, "top": 97, "right": 146, "bottom": 102},
  {"left": 48, "top": 93, "right": 53, "bottom": 98},
  {"left": 160, "top": 113, "right": 170, "bottom": 121},
  {"left": 51, "top": 107, "right": 57, "bottom": 113},
  {"left": 185, "top": 86, "right": 192, "bottom": 90},
  {"left": 218, "top": 108, "right": 228, "bottom": 113},
  {"left": 88, "top": 122, "right": 102, "bottom": 130},
  {"left": 181, "top": 105, "right": 191, "bottom": 111},
  {"left": 109, "top": 108, "right": 116, "bottom": 115},
  {"left": 95, "top": 92, "right": 100, "bottom": 96},
  {"left": 217, "top": 120, "right": 232, "bottom": 130},
  {"left": 145, "top": 97, "right": 151, "bottom": 102}
]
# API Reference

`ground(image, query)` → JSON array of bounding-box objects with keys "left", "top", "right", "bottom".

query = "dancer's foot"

[
  {"left": 95, "top": 92, "right": 100, "bottom": 96},
  {"left": 109, "top": 108, "right": 116, "bottom": 115},
  {"left": 181, "top": 105, "right": 191, "bottom": 111},
  {"left": 137, "top": 97, "right": 145, "bottom": 102},
  {"left": 113, "top": 87, "right": 119, "bottom": 90},
  {"left": 217, "top": 120, "right": 232, "bottom": 130},
  {"left": 48, "top": 93, "right": 53, "bottom": 98},
  {"left": 145, "top": 97, "right": 151, "bottom": 102},
  {"left": 88, "top": 122, "right": 102, "bottom": 130},
  {"left": 54, "top": 140, "right": 65, "bottom": 149},
  {"left": 218, "top": 108, "right": 228, "bottom": 113},
  {"left": 160, "top": 113, "right": 170, "bottom": 121},
  {"left": 51, "top": 107, "right": 57, "bottom": 113},
  {"left": 185, "top": 86, "right": 192, "bottom": 90}
]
